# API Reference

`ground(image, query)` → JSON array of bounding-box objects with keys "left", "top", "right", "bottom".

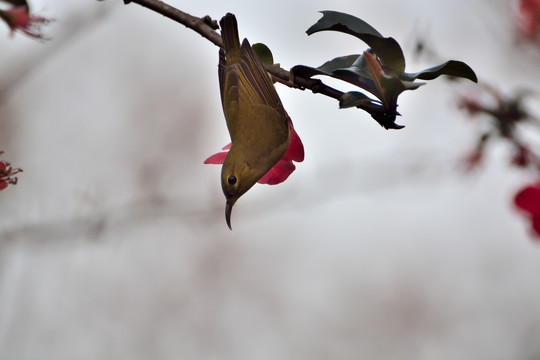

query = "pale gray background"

[{"left": 1, "top": 0, "right": 540, "bottom": 359}]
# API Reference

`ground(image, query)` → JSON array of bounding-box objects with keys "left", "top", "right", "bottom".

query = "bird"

[{"left": 217, "top": 12, "right": 291, "bottom": 229}]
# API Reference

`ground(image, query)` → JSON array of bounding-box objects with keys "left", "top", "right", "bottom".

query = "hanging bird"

[{"left": 212, "top": 13, "right": 293, "bottom": 229}]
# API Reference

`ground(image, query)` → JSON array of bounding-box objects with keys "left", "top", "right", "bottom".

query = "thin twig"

[
  {"left": 121, "top": 0, "right": 350, "bottom": 104},
  {"left": 123, "top": 0, "right": 222, "bottom": 46}
]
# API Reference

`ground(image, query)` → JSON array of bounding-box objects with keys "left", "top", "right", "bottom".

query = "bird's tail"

[{"left": 220, "top": 13, "right": 241, "bottom": 65}]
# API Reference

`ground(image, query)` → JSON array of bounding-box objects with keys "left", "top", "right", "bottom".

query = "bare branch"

[
  {"left": 123, "top": 0, "right": 222, "bottom": 46},
  {"left": 121, "top": 0, "right": 354, "bottom": 108}
]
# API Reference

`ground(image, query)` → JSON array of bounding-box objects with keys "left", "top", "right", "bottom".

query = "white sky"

[{"left": 1, "top": 0, "right": 540, "bottom": 359}]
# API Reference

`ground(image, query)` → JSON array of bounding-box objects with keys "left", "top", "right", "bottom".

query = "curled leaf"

[
  {"left": 401, "top": 60, "right": 478, "bottom": 82},
  {"left": 292, "top": 54, "right": 360, "bottom": 78},
  {"left": 307, "top": 10, "right": 405, "bottom": 73},
  {"left": 293, "top": 10, "right": 478, "bottom": 129},
  {"left": 339, "top": 91, "right": 376, "bottom": 109},
  {"left": 252, "top": 43, "right": 274, "bottom": 65}
]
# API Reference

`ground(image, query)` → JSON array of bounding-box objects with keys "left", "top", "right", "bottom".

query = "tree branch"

[
  {"left": 123, "top": 0, "right": 223, "bottom": 47},
  {"left": 120, "top": 0, "right": 382, "bottom": 118},
  {"left": 123, "top": 0, "right": 403, "bottom": 129}
]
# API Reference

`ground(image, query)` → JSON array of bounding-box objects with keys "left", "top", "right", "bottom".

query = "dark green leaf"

[
  {"left": 306, "top": 10, "right": 405, "bottom": 73},
  {"left": 379, "top": 74, "right": 423, "bottom": 112},
  {"left": 292, "top": 53, "right": 378, "bottom": 96},
  {"left": 401, "top": 60, "right": 478, "bottom": 82},
  {"left": 339, "top": 91, "right": 377, "bottom": 109},
  {"left": 340, "top": 91, "right": 404, "bottom": 129},
  {"left": 252, "top": 43, "right": 274, "bottom": 65},
  {"left": 292, "top": 52, "right": 421, "bottom": 105},
  {"left": 316, "top": 54, "right": 361, "bottom": 74},
  {"left": 291, "top": 54, "right": 360, "bottom": 79},
  {"left": 333, "top": 52, "right": 371, "bottom": 78},
  {"left": 307, "top": 10, "right": 383, "bottom": 37},
  {"left": 331, "top": 69, "right": 378, "bottom": 98}
]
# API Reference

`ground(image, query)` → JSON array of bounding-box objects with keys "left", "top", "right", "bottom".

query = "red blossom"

[
  {"left": 514, "top": 180, "right": 540, "bottom": 239},
  {"left": 0, "top": 153, "right": 22, "bottom": 191},
  {"left": 205, "top": 113, "right": 304, "bottom": 185},
  {"left": 517, "top": 0, "right": 540, "bottom": 39},
  {"left": 0, "top": 6, "right": 50, "bottom": 39}
]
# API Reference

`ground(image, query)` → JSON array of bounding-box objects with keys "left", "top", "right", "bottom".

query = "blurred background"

[{"left": 1, "top": 0, "right": 540, "bottom": 359}]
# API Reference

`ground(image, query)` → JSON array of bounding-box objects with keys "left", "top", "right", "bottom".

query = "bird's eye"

[{"left": 228, "top": 175, "right": 237, "bottom": 185}]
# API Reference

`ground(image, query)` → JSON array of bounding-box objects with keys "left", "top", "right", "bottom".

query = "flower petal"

[
  {"left": 257, "top": 159, "right": 296, "bottom": 185},
  {"left": 284, "top": 122, "right": 304, "bottom": 162},
  {"left": 531, "top": 216, "right": 540, "bottom": 239},
  {"left": 518, "top": 0, "right": 540, "bottom": 38},
  {"left": 204, "top": 115, "right": 304, "bottom": 186},
  {"left": 204, "top": 151, "right": 228, "bottom": 164},
  {"left": 514, "top": 184, "right": 540, "bottom": 216},
  {"left": 0, "top": 6, "right": 49, "bottom": 39}
]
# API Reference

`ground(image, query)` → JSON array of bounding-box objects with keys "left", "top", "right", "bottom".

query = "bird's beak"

[{"left": 225, "top": 198, "right": 236, "bottom": 230}]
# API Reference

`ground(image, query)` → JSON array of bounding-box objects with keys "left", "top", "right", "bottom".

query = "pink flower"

[
  {"left": 0, "top": 6, "right": 50, "bottom": 39},
  {"left": 0, "top": 153, "right": 22, "bottom": 191},
  {"left": 205, "top": 113, "right": 304, "bottom": 185},
  {"left": 517, "top": 0, "right": 540, "bottom": 39},
  {"left": 514, "top": 180, "right": 540, "bottom": 239}
]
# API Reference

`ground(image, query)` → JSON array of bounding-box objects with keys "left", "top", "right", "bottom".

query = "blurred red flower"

[
  {"left": 514, "top": 180, "right": 540, "bottom": 238},
  {"left": 0, "top": 5, "right": 50, "bottom": 39},
  {"left": 517, "top": 0, "right": 540, "bottom": 39},
  {"left": 0, "top": 154, "right": 22, "bottom": 191}
]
